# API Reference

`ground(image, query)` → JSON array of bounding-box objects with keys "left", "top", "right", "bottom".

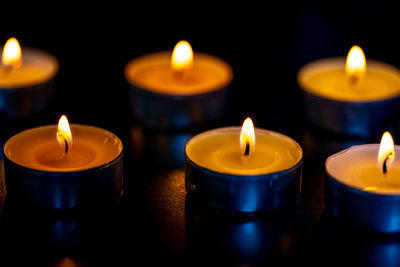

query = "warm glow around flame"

[
  {"left": 57, "top": 115, "right": 72, "bottom": 154},
  {"left": 345, "top": 45, "right": 366, "bottom": 78},
  {"left": 171, "top": 40, "right": 193, "bottom": 72},
  {"left": 240, "top": 117, "right": 255, "bottom": 156},
  {"left": 2, "top": 37, "right": 22, "bottom": 69},
  {"left": 378, "top": 131, "right": 395, "bottom": 174}
]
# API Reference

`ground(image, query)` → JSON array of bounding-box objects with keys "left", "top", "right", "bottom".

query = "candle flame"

[
  {"left": 240, "top": 117, "right": 255, "bottom": 157},
  {"left": 345, "top": 45, "right": 366, "bottom": 79},
  {"left": 57, "top": 115, "right": 72, "bottom": 154},
  {"left": 171, "top": 40, "right": 193, "bottom": 72},
  {"left": 378, "top": 131, "right": 395, "bottom": 176},
  {"left": 2, "top": 37, "right": 22, "bottom": 70}
]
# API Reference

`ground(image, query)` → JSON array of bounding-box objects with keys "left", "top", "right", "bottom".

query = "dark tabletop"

[{"left": 1, "top": 2, "right": 400, "bottom": 266}]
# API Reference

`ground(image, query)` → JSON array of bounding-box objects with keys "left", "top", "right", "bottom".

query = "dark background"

[{"left": 0, "top": 2, "right": 400, "bottom": 266}]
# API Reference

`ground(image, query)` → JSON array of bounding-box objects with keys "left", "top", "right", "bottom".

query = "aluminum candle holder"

[
  {"left": 302, "top": 91, "right": 400, "bottom": 138},
  {"left": 4, "top": 153, "right": 123, "bottom": 210},
  {"left": 185, "top": 157, "right": 302, "bottom": 214},
  {"left": 128, "top": 85, "right": 230, "bottom": 129},
  {"left": 325, "top": 144, "right": 400, "bottom": 233},
  {"left": 185, "top": 156, "right": 302, "bottom": 214}
]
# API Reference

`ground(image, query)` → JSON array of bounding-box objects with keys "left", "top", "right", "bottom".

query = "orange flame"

[
  {"left": 240, "top": 117, "right": 255, "bottom": 157},
  {"left": 171, "top": 40, "right": 193, "bottom": 72},
  {"left": 378, "top": 131, "right": 395, "bottom": 175},
  {"left": 345, "top": 45, "right": 366, "bottom": 79},
  {"left": 2, "top": 37, "right": 22, "bottom": 70},
  {"left": 57, "top": 115, "right": 72, "bottom": 154}
]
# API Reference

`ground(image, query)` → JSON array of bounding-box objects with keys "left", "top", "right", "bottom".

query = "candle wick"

[
  {"left": 63, "top": 137, "right": 69, "bottom": 154},
  {"left": 244, "top": 142, "right": 250, "bottom": 156},
  {"left": 382, "top": 153, "right": 392, "bottom": 177},
  {"left": 172, "top": 70, "right": 185, "bottom": 80},
  {"left": 349, "top": 75, "right": 359, "bottom": 86},
  {"left": 241, "top": 142, "right": 251, "bottom": 165}
]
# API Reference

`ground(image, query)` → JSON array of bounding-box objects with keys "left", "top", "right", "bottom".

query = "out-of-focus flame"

[
  {"left": 345, "top": 45, "right": 366, "bottom": 79},
  {"left": 2, "top": 37, "right": 22, "bottom": 70},
  {"left": 171, "top": 40, "right": 193, "bottom": 72}
]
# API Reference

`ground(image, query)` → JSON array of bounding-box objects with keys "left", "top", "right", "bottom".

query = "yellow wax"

[
  {"left": 0, "top": 47, "right": 58, "bottom": 88},
  {"left": 124, "top": 51, "right": 233, "bottom": 95},
  {"left": 186, "top": 127, "right": 302, "bottom": 175},
  {"left": 4, "top": 124, "right": 122, "bottom": 172},
  {"left": 349, "top": 164, "right": 400, "bottom": 193},
  {"left": 297, "top": 58, "right": 400, "bottom": 101},
  {"left": 326, "top": 144, "right": 400, "bottom": 195}
]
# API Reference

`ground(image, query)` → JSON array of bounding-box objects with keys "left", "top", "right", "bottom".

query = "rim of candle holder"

[
  {"left": 185, "top": 126, "right": 303, "bottom": 178},
  {"left": 4, "top": 150, "right": 123, "bottom": 176},
  {"left": 300, "top": 85, "right": 400, "bottom": 106},
  {"left": 297, "top": 57, "right": 400, "bottom": 103},
  {"left": 124, "top": 50, "right": 234, "bottom": 95},
  {"left": 186, "top": 155, "right": 303, "bottom": 181},
  {"left": 3, "top": 124, "right": 123, "bottom": 174},
  {"left": 128, "top": 80, "right": 231, "bottom": 99}
]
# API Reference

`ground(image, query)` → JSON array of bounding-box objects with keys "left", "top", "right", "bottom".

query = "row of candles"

[{"left": 1, "top": 37, "right": 400, "bottom": 233}]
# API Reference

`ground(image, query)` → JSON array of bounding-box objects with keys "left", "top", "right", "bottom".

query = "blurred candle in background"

[
  {"left": 298, "top": 45, "right": 400, "bottom": 138},
  {"left": 124, "top": 40, "right": 233, "bottom": 129},
  {"left": 0, "top": 37, "right": 59, "bottom": 118}
]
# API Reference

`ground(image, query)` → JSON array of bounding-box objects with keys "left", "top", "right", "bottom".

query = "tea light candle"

[
  {"left": 326, "top": 131, "right": 400, "bottom": 233},
  {"left": 298, "top": 45, "right": 400, "bottom": 137},
  {"left": 185, "top": 118, "right": 303, "bottom": 213},
  {"left": 124, "top": 40, "right": 233, "bottom": 129},
  {"left": 0, "top": 37, "right": 59, "bottom": 118},
  {"left": 3, "top": 115, "right": 123, "bottom": 210}
]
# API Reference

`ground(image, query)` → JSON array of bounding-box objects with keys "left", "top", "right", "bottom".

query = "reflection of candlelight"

[
  {"left": 129, "top": 125, "right": 194, "bottom": 169},
  {"left": 185, "top": 200, "right": 296, "bottom": 265}
]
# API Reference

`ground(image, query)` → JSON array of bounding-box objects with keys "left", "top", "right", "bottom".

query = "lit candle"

[
  {"left": 124, "top": 40, "right": 233, "bottom": 129},
  {"left": 297, "top": 45, "right": 400, "bottom": 137},
  {"left": 3, "top": 115, "right": 123, "bottom": 210},
  {"left": 326, "top": 131, "right": 400, "bottom": 233},
  {"left": 185, "top": 117, "right": 303, "bottom": 213},
  {"left": 0, "top": 37, "right": 59, "bottom": 118}
]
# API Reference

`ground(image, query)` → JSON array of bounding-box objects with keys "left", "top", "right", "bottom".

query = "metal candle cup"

[
  {"left": 297, "top": 57, "right": 400, "bottom": 138},
  {"left": 326, "top": 144, "right": 400, "bottom": 233},
  {"left": 3, "top": 124, "right": 123, "bottom": 210},
  {"left": 185, "top": 127, "right": 303, "bottom": 213},
  {"left": 124, "top": 45, "right": 233, "bottom": 129},
  {"left": 0, "top": 45, "right": 59, "bottom": 118}
]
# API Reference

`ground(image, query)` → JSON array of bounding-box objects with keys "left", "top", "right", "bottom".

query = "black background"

[{"left": 1, "top": 2, "right": 400, "bottom": 266}]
